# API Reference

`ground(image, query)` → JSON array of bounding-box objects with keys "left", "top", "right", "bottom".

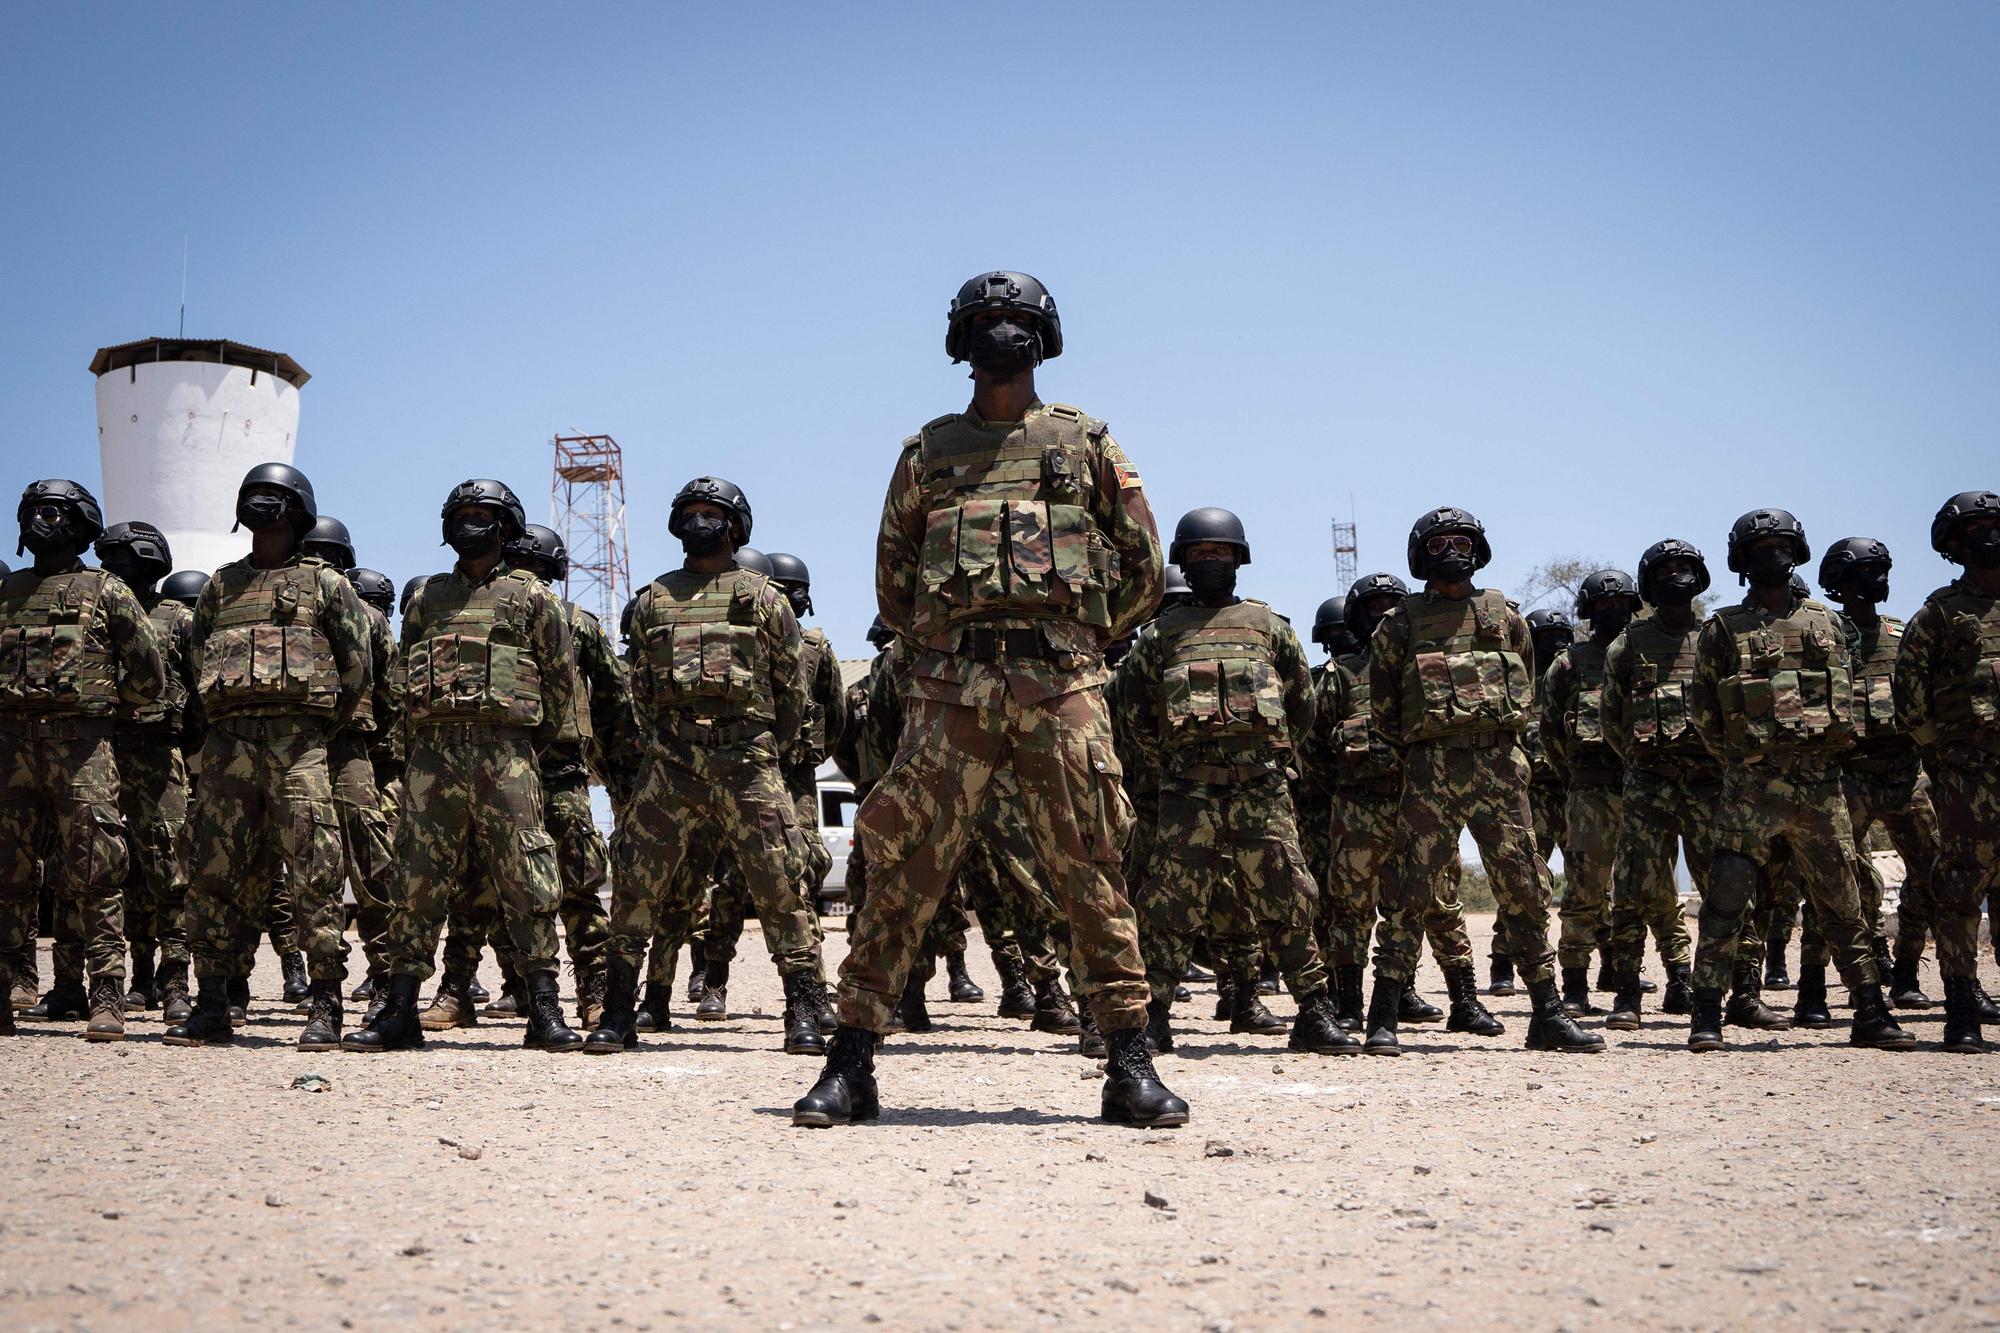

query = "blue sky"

[{"left": 3, "top": 4, "right": 1994, "bottom": 654}]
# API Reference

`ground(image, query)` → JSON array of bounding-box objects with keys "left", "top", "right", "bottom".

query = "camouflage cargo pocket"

[
  {"left": 514, "top": 827, "right": 562, "bottom": 916},
  {"left": 80, "top": 803, "right": 129, "bottom": 888}
]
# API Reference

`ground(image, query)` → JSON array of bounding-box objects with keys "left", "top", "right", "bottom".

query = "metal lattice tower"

[
  {"left": 1331, "top": 519, "right": 1359, "bottom": 590},
  {"left": 551, "top": 434, "right": 631, "bottom": 625}
]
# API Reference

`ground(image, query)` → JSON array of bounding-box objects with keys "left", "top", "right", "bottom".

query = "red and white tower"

[{"left": 550, "top": 434, "right": 632, "bottom": 625}]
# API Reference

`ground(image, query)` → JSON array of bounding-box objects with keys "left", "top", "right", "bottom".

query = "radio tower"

[
  {"left": 1330, "top": 518, "right": 1359, "bottom": 590},
  {"left": 551, "top": 434, "right": 632, "bottom": 625}
]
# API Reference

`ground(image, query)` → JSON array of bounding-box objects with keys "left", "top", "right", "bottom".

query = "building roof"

[{"left": 89, "top": 338, "right": 310, "bottom": 388}]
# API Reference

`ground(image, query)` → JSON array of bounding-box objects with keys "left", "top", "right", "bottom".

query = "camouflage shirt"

[
  {"left": 1690, "top": 592, "right": 1856, "bottom": 764},
  {"left": 787, "top": 625, "right": 848, "bottom": 775},
  {"left": 1114, "top": 598, "right": 1314, "bottom": 777},
  {"left": 1369, "top": 587, "right": 1536, "bottom": 751},
  {"left": 193, "top": 554, "right": 371, "bottom": 729},
  {"left": 625, "top": 563, "right": 803, "bottom": 745},
  {"left": 401, "top": 560, "right": 576, "bottom": 755},
  {"left": 860, "top": 638, "right": 915, "bottom": 786},
  {"left": 1894, "top": 575, "right": 2000, "bottom": 755},
  {"left": 0, "top": 559, "right": 166, "bottom": 719},
  {"left": 126, "top": 589, "right": 202, "bottom": 747}
]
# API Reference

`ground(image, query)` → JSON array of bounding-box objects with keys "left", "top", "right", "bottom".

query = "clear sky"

[{"left": 3, "top": 3, "right": 1994, "bottom": 653}]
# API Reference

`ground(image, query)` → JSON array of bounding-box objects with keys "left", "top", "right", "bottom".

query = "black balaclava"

[
  {"left": 1743, "top": 545, "right": 1796, "bottom": 588},
  {"left": 679, "top": 511, "right": 731, "bottom": 559},
  {"left": 446, "top": 511, "right": 504, "bottom": 560},
  {"left": 235, "top": 492, "right": 292, "bottom": 533},
  {"left": 1183, "top": 559, "right": 1238, "bottom": 605},
  {"left": 21, "top": 505, "right": 87, "bottom": 569},
  {"left": 1587, "top": 604, "right": 1634, "bottom": 641},
  {"left": 98, "top": 550, "right": 160, "bottom": 595},
  {"left": 1424, "top": 546, "right": 1479, "bottom": 583},
  {"left": 1650, "top": 570, "right": 1702, "bottom": 607},
  {"left": 1840, "top": 566, "right": 1891, "bottom": 607},
  {"left": 966, "top": 319, "right": 1039, "bottom": 378},
  {"left": 1962, "top": 525, "right": 2000, "bottom": 571},
  {"left": 781, "top": 586, "right": 811, "bottom": 619}
]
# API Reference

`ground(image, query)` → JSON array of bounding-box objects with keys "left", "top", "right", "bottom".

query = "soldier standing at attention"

[
  {"left": 1295, "top": 595, "right": 1353, "bottom": 975},
  {"left": 0, "top": 481, "right": 164, "bottom": 1040},
  {"left": 342, "top": 565, "right": 406, "bottom": 1018},
  {"left": 1502, "top": 607, "right": 1575, "bottom": 1000},
  {"left": 343, "top": 479, "right": 581, "bottom": 1053},
  {"left": 795, "top": 271, "right": 1185, "bottom": 1128},
  {"left": 1683, "top": 509, "right": 1912, "bottom": 1052},
  {"left": 165, "top": 465, "right": 370, "bottom": 1049},
  {"left": 1365, "top": 507, "right": 1604, "bottom": 1056},
  {"left": 1894, "top": 491, "right": 2000, "bottom": 1052}
]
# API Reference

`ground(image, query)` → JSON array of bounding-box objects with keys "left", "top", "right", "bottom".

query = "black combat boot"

[
  {"left": 1762, "top": 935, "right": 1791, "bottom": 990},
  {"left": 1363, "top": 976, "right": 1402, "bottom": 1056},
  {"left": 1604, "top": 970, "right": 1644, "bottom": 1031},
  {"left": 163, "top": 977, "right": 237, "bottom": 1047},
  {"left": 1848, "top": 981, "right": 1916, "bottom": 1050},
  {"left": 0, "top": 972, "right": 13, "bottom": 1036},
  {"left": 84, "top": 976, "right": 125, "bottom": 1041},
  {"left": 1941, "top": 976, "right": 1986, "bottom": 1054},
  {"left": 466, "top": 975, "right": 490, "bottom": 1005},
  {"left": 1443, "top": 963, "right": 1505, "bottom": 1036},
  {"left": 350, "top": 974, "right": 375, "bottom": 1002},
  {"left": 25, "top": 976, "right": 87, "bottom": 1021},
  {"left": 1398, "top": 980, "right": 1444, "bottom": 1024},
  {"left": 1289, "top": 989, "right": 1363, "bottom": 1054},
  {"left": 1661, "top": 964, "right": 1694, "bottom": 1015},
  {"left": 483, "top": 967, "right": 524, "bottom": 1017},
  {"left": 279, "top": 951, "right": 310, "bottom": 1005},
  {"left": 1872, "top": 937, "right": 1895, "bottom": 994},
  {"left": 226, "top": 975, "right": 251, "bottom": 1025},
  {"left": 1101, "top": 1025, "right": 1190, "bottom": 1127},
  {"left": 523, "top": 970, "right": 584, "bottom": 1051},
  {"left": 813, "top": 973, "right": 839, "bottom": 1034},
  {"left": 1725, "top": 965, "right": 1792, "bottom": 1030},
  {"left": 695, "top": 958, "right": 730, "bottom": 1021},
  {"left": 1792, "top": 963, "right": 1835, "bottom": 1029},
  {"left": 793, "top": 1025, "right": 881, "bottom": 1127},
  {"left": 420, "top": 973, "right": 480, "bottom": 1031},
  {"left": 1144, "top": 998, "right": 1176, "bottom": 1054},
  {"left": 1076, "top": 1007, "right": 1106, "bottom": 1058},
  {"left": 126, "top": 946, "right": 156, "bottom": 1011},
  {"left": 1889, "top": 954, "right": 1933, "bottom": 1009},
  {"left": 157, "top": 960, "right": 191, "bottom": 1023},
  {"left": 633, "top": 981, "right": 672, "bottom": 1034},
  {"left": 887, "top": 970, "right": 933, "bottom": 1035},
  {"left": 1524, "top": 976, "right": 1606, "bottom": 1053},
  {"left": 297, "top": 980, "right": 343, "bottom": 1051},
  {"left": 784, "top": 972, "right": 830, "bottom": 1056},
  {"left": 1229, "top": 972, "right": 1288, "bottom": 1036},
  {"left": 341, "top": 974, "right": 424, "bottom": 1051},
  {"left": 685, "top": 938, "right": 707, "bottom": 1003},
  {"left": 1487, "top": 953, "right": 1516, "bottom": 997},
  {"left": 576, "top": 965, "right": 608, "bottom": 1030},
  {"left": 1333, "top": 963, "right": 1365, "bottom": 1032},
  {"left": 1031, "top": 978, "right": 1082, "bottom": 1035},
  {"left": 993, "top": 953, "right": 1035, "bottom": 1020},
  {"left": 1687, "top": 987, "right": 1725, "bottom": 1051},
  {"left": 585, "top": 959, "right": 640, "bottom": 1054},
  {"left": 1560, "top": 966, "right": 1600, "bottom": 1017},
  {"left": 1594, "top": 960, "right": 1616, "bottom": 993},
  {"left": 1978, "top": 984, "right": 2000, "bottom": 1025},
  {"left": 1256, "top": 958, "right": 1280, "bottom": 996},
  {"left": 944, "top": 952, "right": 984, "bottom": 1003},
  {"left": 1211, "top": 972, "right": 1235, "bottom": 1021},
  {"left": 361, "top": 978, "right": 392, "bottom": 1026}
]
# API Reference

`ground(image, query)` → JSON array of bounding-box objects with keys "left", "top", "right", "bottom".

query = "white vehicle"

[{"left": 816, "top": 775, "right": 859, "bottom": 915}]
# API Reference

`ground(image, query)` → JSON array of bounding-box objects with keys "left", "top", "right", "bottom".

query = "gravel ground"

[{"left": 3, "top": 914, "right": 1996, "bottom": 1331}]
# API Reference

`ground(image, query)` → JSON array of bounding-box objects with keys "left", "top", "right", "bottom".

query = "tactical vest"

[
  {"left": 1843, "top": 614, "right": 1908, "bottom": 747},
  {"left": 1618, "top": 616, "right": 1704, "bottom": 759},
  {"left": 1397, "top": 589, "right": 1533, "bottom": 743},
  {"left": 1712, "top": 598, "right": 1853, "bottom": 758},
  {"left": 1557, "top": 637, "right": 1618, "bottom": 776},
  {"left": 564, "top": 601, "right": 600, "bottom": 748},
  {"left": 634, "top": 568, "right": 777, "bottom": 723},
  {"left": 795, "top": 628, "right": 831, "bottom": 758},
  {"left": 0, "top": 568, "right": 120, "bottom": 717},
  {"left": 404, "top": 569, "right": 545, "bottom": 729},
  {"left": 909, "top": 403, "right": 1119, "bottom": 640},
  {"left": 1921, "top": 584, "right": 2000, "bottom": 741},
  {"left": 124, "top": 595, "right": 193, "bottom": 731},
  {"left": 1331, "top": 649, "right": 1399, "bottom": 787},
  {"left": 1153, "top": 600, "right": 1290, "bottom": 754},
  {"left": 197, "top": 558, "right": 340, "bottom": 719}
]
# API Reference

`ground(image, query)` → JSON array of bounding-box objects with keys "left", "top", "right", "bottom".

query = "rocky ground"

[{"left": 3, "top": 914, "right": 1996, "bottom": 1331}]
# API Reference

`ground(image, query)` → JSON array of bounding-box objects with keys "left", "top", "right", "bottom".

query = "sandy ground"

[{"left": 2, "top": 913, "right": 1996, "bottom": 1332}]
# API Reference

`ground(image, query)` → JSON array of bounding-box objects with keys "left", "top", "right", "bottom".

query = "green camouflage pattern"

[
  {"left": 112, "top": 735, "right": 189, "bottom": 964},
  {"left": 1544, "top": 635, "right": 1624, "bottom": 968},
  {"left": 1323, "top": 781, "right": 1475, "bottom": 969},
  {"left": 0, "top": 733, "right": 130, "bottom": 985},
  {"left": 1556, "top": 783, "right": 1621, "bottom": 969},
  {"left": 192, "top": 556, "right": 370, "bottom": 725},
  {"left": 1599, "top": 766, "right": 1700, "bottom": 974}
]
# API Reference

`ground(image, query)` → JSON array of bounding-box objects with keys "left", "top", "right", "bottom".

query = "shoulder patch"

[{"left": 1111, "top": 456, "right": 1143, "bottom": 490}]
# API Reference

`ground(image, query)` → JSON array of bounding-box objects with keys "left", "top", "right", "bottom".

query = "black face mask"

[
  {"left": 1841, "top": 570, "right": 1891, "bottom": 605},
  {"left": 680, "top": 513, "right": 731, "bottom": 558},
  {"left": 1963, "top": 527, "right": 2000, "bottom": 571},
  {"left": 446, "top": 514, "right": 503, "bottom": 559},
  {"left": 1743, "top": 546, "right": 1796, "bottom": 587},
  {"left": 235, "top": 493, "right": 292, "bottom": 533},
  {"left": 1182, "top": 559, "right": 1238, "bottom": 604},
  {"left": 1588, "top": 607, "right": 1634, "bottom": 641},
  {"left": 965, "top": 319, "right": 1039, "bottom": 378},
  {"left": 783, "top": 587, "right": 811, "bottom": 619},
  {"left": 1533, "top": 633, "right": 1572, "bottom": 665},
  {"left": 21, "top": 512, "right": 81, "bottom": 559},
  {"left": 1424, "top": 549, "right": 1478, "bottom": 582},
  {"left": 1650, "top": 572, "right": 1702, "bottom": 607},
  {"left": 98, "top": 553, "right": 157, "bottom": 592}
]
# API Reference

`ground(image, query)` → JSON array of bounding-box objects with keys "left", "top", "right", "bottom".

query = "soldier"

[
  {"left": 1542, "top": 570, "right": 1642, "bottom": 1016},
  {"left": 94, "top": 521, "right": 202, "bottom": 1018},
  {"left": 343, "top": 479, "right": 582, "bottom": 1053},
  {"left": 1117, "top": 507, "right": 1357, "bottom": 1056},
  {"left": 162, "top": 465, "right": 370, "bottom": 1049},
  {"left": 584, "top": 477, "right": 826, "bottom": 1057},
  {"left": 1502, "top": 607, "right": 1574, "bottom": 998},
  {"left": 795, "top": 271, "right": 1185, "bottom": 1128},
  {"left": 1682, "top": 509, "right": 1912, "bottom": 1052},
  {"left": 1894, "top": 491, "right": 2000, "bottom": 1052},
  {"left": 0, "top": 480, "right": 165, "bottom": 1039},
  {"left": 344, "top": 565, "right": 406, "bottom": 1013},
  {"left": 1365, "top": 507, "right": 1603, "bottom": 1055},
  {"left": 1296, "top": 595, "right": 1352, "bottom": 967}
]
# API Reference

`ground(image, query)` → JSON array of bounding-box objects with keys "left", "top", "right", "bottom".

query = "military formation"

[{"left": 4, "top": 272, "right": 1998, "bottom": 1133}]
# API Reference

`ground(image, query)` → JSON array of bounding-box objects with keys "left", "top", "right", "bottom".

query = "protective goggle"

[{"left": 1425, "top": 533, "right": 1476, "bottom": 556}]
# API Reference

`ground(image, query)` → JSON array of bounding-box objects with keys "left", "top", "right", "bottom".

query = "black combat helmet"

[
  {"left": 1160, "top": 563, "right": 1194, "bottom": 608},
  {"left": 1406, "top": 507, "right": 1492, "bottom": 579},
  {"left": 946, "top": 271, "right": 1063, "bottom": 363},
  {"left": 302, "top": 515, "right": 356, "bottom": 571},
  {"left": 231, "top": 463, "right": 317, "bottom": 533},
  {"left": 440, "top": 479, "right": 526, "bottom": 544},
  {"left": 1930, "top": 491, "right": 2000, "bottom": 559},
  {"left": 505, "top": 523, "right": 569, "bottom": 581},
  {"left": 159, "top": 569, "right": 209, "bottom": 607},
  {"left": 1574, "top": 569, "right": 1641, "bottom": 615},
  {"left": 1636, "top": 539, "right": 1711, "bottom": 603},
  {"left": 767, "top": 552, "right": 812, "bottom": 614},
  {"left": 94, "top": 521, "right": 174, "bottom": 578},
  {"left": 1726, "top": 508, "right": 1810, "bottom": 574},
  {"left": 1312, "top": 596, "right": 1348, "bottom": 650},
  {"left": 1525, "top": 608, "right": 1574, "bottom": 655},
  {"left": 734, "top": 546, "right": 775, "bottom": 577},
  {"left": 865, "top": 615, "right": 893, "bottom": 648},
  {"left": 1347, "top": 572, "right": 1409, "bottom": 604},
  {"left": 348, "top": 567, "right": 395, "bottom": 615},
  {"left": 669, "top": 476, "right": 753, "bottom": 546},
  {"left": 1817, "top": 537, "right": 1891, "bottom": 596},
  {"left": 1168, "top": 507, "right": 1252, "bottom": 566},
  {"left": 400, "top": 574, "right": 428, "bottom": 616},
  {"left": 17, "top": 479, "right": 106, "bottom": 554}
]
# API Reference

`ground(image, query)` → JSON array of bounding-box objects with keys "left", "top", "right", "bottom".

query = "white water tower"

[{"left": 91, "top": 338, "right": 309, "bottom": 576}]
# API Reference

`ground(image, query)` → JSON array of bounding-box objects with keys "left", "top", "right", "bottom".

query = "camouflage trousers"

[
  {"left": 1845, "top": 761, "right": 1938, "bottom": 963},
  {"left": 1602, "top": 764, "right": 1701, "bottom": 976},
  {"left": 1139, "top": 768, "right": 1327, "bottom": 1007},
  {"left": 958, "top": 788, "right": 1067, "bottom": 988},
  {"left": 1924, "top": 746, "right": 2000, "bottom": 982},
  {"left": 1695, "top": 760, "right": 1875, "bottom": 992},
  {"left": 184, "top": 720, "right": 346, "bottom": 983},
  {"left": 701, "top": 767, "right": 828, "bottom": 973},
  {"left": 1504, "top": 775, "right": 1568, "bottom": 963},
  {"left": 608, "top": 733, "right": 818, "bottom": 979},
  {"left": 1556, "top": 782, "right": 1622, "bottom": 970},
  {"left": 840, "top": 685, "right": 1148, "bottom": 1035},
  {"left": 383, "top": 731, "right": 560, "bottom": 982},
  {"left": 1379, "top": 739, "right": 1556, "bottom": 986},
  {"left": 1325, "top": 782, "right": 1474, "bottom": 970},
  {"left": 330, "top": 734, "right": 397, "bottom": 983},
  {"left": 642, "top": 850, "right": 719, "bottom": 988},
  {"left": 0, "top": 728, "right": 128, "bottom": 987},
  {"left": 114, "top": 733, "right": 189, "bottom": 965},
  {"left": 1295, "top": 793, "right": 1336, "bottom": 960}
]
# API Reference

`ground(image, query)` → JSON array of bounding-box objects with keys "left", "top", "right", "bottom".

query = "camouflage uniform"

[
  {"left": 542, "top": 600, "right": 622, "bottom": 978},
  {"left": 1542, "top": 634, "right": 1624, "bottom": 971},
  {"left": 1371, "top": 588, "right": 1554, "bottom": 985},
  {"left": 183, "top": 555, "right": 370, "bottom": 985},
  {"left": 1290, "top": 661, "right": 1338, "bottom": 959},
  {"left": 334, "top": 599, "right": 401, "bottom": 986},
  {"left": 0, "top": 561, "right": 165, "bottom": 1003},
  {"left": 115, "top": 589, "right": 201, "bottom": 970},
  {"left": 839, "top": 399, "right": 1162, "bottom": 1035},
  {"left": 379, "top": 563, "right": 575, "bottom": 981}
]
